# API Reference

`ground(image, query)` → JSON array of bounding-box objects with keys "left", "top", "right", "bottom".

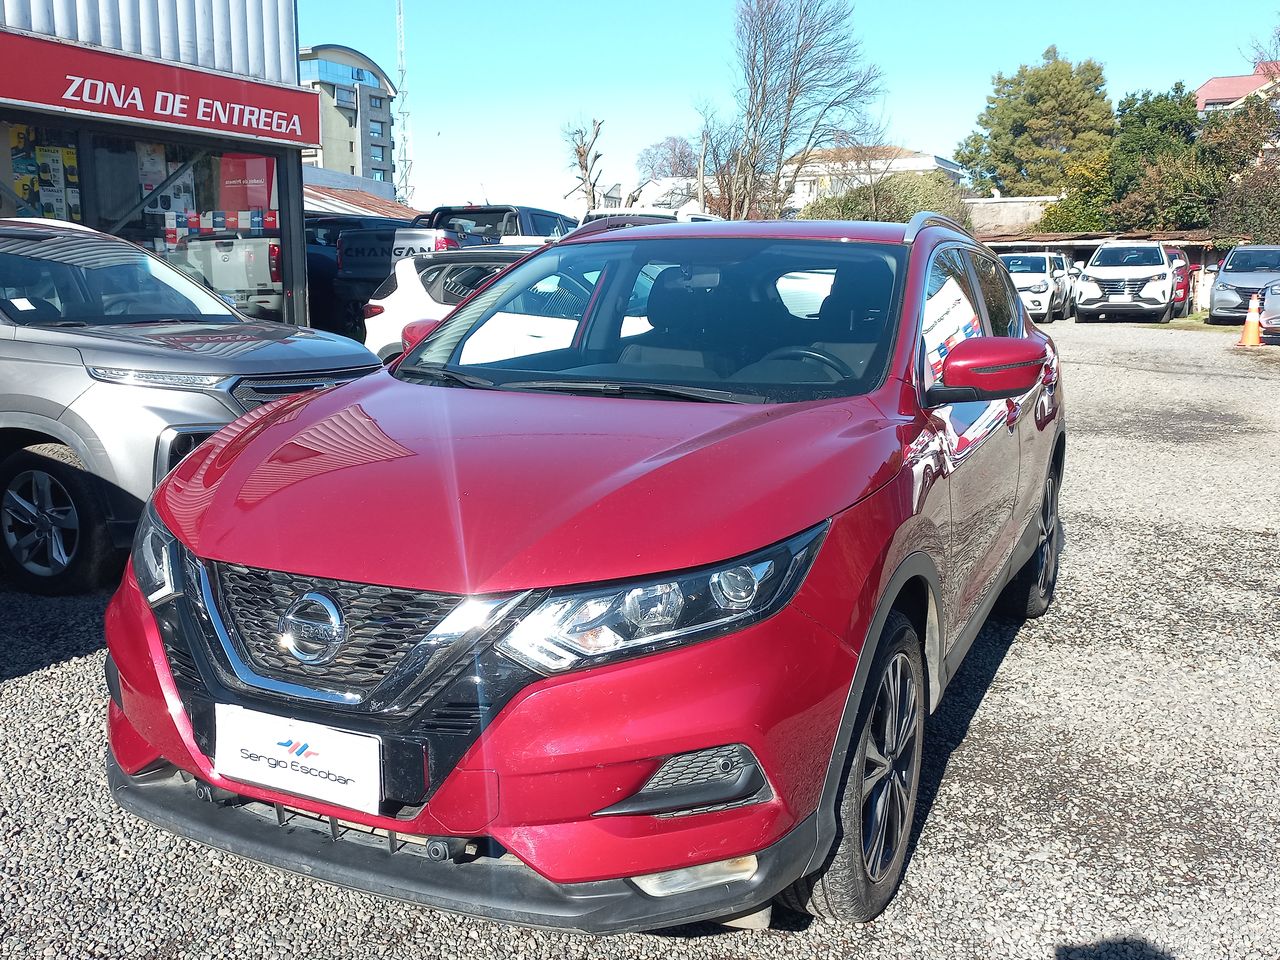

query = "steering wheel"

[{"left": 760, "top": 346, "right": 856, "bottom": 379}]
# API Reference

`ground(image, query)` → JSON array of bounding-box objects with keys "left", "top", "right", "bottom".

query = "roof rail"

[{"left": 903, "top": 211, "right": 971, "bottom": 244}]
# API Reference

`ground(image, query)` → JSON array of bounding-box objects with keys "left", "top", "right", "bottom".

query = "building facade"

[
  {"left": 783, "top": 146, "right": 964, "bottom": 211},
  {"left": 298, "top": 45, "right": 396, "bottom": 187},
  {"left": 0, "top": 1, "right": 319, "bottom": 325}
]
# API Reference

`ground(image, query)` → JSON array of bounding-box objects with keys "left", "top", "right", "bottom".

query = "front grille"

[
  {"left": 230, "top": 366, "right": 376, "bottom": 410},
  {"left": 1096, "top": 277, "right": 1150, "bottom": 296},
  {"left": 1231, "top": 285, "right": 1263, "bottom": 302},
  {"left": 211, "top": 562, "right": 464, "bottom": 694}
]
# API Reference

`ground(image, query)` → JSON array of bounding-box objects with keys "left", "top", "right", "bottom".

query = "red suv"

[{"left": 105, "top": 214, "right": 1065, "bottom": 934}]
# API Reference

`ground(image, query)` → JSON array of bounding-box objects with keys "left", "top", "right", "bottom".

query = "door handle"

[{"left": 1005, "top": 398, "right": 1020, "bottom": 430}]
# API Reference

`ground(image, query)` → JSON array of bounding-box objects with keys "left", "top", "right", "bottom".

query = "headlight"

[
  {"left": 1270, "top": 284, "right": 1280, "bottom": 295},
  {"left": 1147, "top": 272, "right": 1168, "bottom": 283},
  {"left": 1215, "top": 281, "right": 1234, "bottom": 291},
  {"left": 1080, "top": 274, "right": 1097, "bottom": 284},
  {"left": 1028, "top": 281, "right": 1049, "bottom": 294},
  {"left": 132, "top": 501, "right": 181, "bottom": 605},
  {"left": 497, "top": 524, "right": 828, "bottom": 674},
  {"left": 88, "top": 367, "right": 227, "bottom": 390}
]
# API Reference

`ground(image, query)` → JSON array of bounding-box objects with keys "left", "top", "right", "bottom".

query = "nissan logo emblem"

[{"left": 278, "top": 592, "right": 346, "bottom": 665}]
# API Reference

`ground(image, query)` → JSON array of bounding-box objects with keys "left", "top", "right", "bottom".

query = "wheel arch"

[{"left": 801, "top": 549, "right": 946, "bottom": 876}]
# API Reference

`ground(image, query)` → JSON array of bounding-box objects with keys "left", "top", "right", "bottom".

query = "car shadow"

[
  {"left": 0, "top": 575, "right": 112, "bottom": 680},
  {"left": 1055, "top": 939, "right": 1176, "bottom": 960}
]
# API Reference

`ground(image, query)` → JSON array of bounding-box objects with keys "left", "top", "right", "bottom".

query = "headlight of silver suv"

[
  {"left": 497, "top": 523, "right": 828, "bottom": 674},
  {"left": 1215, "top": 281, "right": 1235, "bottom": 292},
  {"left": 132, "top": 501, "right": 181, "bottom": 605},
  {"left": 88, "top": 367, "right": 228, "bottom": 390}
]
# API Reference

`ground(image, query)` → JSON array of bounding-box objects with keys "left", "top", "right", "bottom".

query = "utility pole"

[{"left": 394, "top": 0, "right": 414, "bottom": 205}]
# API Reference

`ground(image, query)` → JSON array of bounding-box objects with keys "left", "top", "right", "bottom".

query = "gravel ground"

[{"left": 1, "top": 322, "right": 1277, "bottom": 960}]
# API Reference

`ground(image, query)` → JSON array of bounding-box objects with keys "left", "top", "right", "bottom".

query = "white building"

[{"left": 783, "top": 147, "right": 963, "bottom": 211}]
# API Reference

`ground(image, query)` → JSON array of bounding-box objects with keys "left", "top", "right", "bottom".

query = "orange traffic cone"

[{"left": 1238, "top": 294, "right": 1263, "bottom": 347}]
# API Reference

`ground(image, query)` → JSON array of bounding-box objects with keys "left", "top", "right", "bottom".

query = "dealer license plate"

[
  {"left": 213, "top": 703, "right": 381, "bottom": 814},
  {"left": 1108, "top": 294, "right": 1132, "bottom": 303}
]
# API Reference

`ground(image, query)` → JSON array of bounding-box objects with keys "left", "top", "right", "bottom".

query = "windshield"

[
  {"left": 1223, "top": 248, "right": 1280, "bottom": 273},
  {"left": 0, "top": 228, "right": 237, "bottom": 326},
  {"left": 1090, "top": 246, "right": 1164, "bottom": 267},
  {"left": 396, "top": 237, "right": 905, "bottom": 404},
  {"left": 999, "top": 255, "right": 1047, "bottom": 274}
]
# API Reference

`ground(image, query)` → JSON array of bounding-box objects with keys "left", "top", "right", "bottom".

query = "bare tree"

[
  {"left": 728, "top": 0, "right": 882, "bottom": 218},
  {"left": 637, "top": 136, "right": 699, "bottom": 180},
  {"left": 563, "top": 119, "right": 605, "bottom": 208}
]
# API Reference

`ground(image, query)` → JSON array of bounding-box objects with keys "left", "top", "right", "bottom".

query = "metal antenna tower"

[{"left": 394, "top": 0, "right": 414, "bottom": 204}]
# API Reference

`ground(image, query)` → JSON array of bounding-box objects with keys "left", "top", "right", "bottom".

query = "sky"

[{"left": 298, "top": 0, "right": 1280, "bottom": 215}]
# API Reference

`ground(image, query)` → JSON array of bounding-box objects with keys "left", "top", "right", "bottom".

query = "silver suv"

[{"left": 0, "top": 219, "right": 378, "bottom": 594}]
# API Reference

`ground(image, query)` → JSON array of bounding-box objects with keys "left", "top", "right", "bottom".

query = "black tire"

[
  {"left": 996, "top": 467, "right": 1063, "bottom": 620},
  {"left": 1176, "top": 298, "right": 1190, "bottom": 318},
  {"left": 0, "top": 444, "right": 119, "bottom": 595},
  {"left": 778, "top": 610, "right": 924, "bottom": 922}
]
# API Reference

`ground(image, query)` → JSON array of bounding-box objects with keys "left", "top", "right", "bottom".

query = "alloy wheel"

[
  {"left": 860, "top": 651, "right": 922, "bottom": 883},
  {"left": 1036, "top": 475, "right": 1061, "bottom": 597},
  {"left": 1, "top": 469, "right": 80, "bottom": 577}
]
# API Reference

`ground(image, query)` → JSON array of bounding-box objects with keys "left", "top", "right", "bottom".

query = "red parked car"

[
  {"left": 1164, "top": 245, "right": 1192, "bottom": 316},
  {"left": 105, "top": 214, "right": 1066, "bottom": 934}
]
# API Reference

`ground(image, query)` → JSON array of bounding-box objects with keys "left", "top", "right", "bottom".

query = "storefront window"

[
  {"left": 93, "top": 136, "right": 286, "bottom": 323},
  {"left": 1, "top": 122, "right": 82, "bottom": 223}
]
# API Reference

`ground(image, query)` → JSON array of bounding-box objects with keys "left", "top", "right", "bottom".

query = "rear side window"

[
  {"left": 371, "top": 270, "right": 398, "bottom": 300},
  {"left": 921, "top": 248, "right": 984, "bottom": 391},
  {"left": 969, "top": 254, "right": 1019, "bottom": 337},
  {"left": 440, "top": 264, "right": 502, "bottom": 305}
]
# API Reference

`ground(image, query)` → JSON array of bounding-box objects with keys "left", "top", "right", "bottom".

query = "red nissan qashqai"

[{"left": 105, "top": 215, "right": 1065, "bottom": 934}]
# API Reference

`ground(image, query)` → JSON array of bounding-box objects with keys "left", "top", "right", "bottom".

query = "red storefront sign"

[{"left": 0, "top": 29, "right": 319, "bottom": 147}]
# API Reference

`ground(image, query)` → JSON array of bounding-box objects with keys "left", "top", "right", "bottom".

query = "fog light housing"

[{"left": 631, "top": 855, "right": 759, "bottom": 897}]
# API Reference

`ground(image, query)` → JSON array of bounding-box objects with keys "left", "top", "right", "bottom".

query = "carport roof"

[
  {"left": 303, "top": 185, "right": 423, "bottom": 219},
  {"left": 978, "top": 228, "right": 1247, "bottom": 248}
]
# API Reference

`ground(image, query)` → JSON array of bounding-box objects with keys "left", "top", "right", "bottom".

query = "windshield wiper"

[
  {"left": 501, "top": 379, "right": 763, "bottom": 404},
  {"left": 31, "top": 320, "right": 88, "bottom": 328},
  {"left": 399, "top": 363, "right": 497, "bottom": 389}
]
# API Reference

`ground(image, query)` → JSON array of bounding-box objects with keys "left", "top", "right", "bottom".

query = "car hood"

[
  {"left": 157, "top": 372, "right": 903, "bottom": 594},
  {"left": 1216, "top": 270, "right": 1280, "bottom": 288},
  {"left": 17, "top": 321, "right": 376, "bottom": 374},
  {"left": 1083, "top": 263, "right": 1166, "bottom": 277}
]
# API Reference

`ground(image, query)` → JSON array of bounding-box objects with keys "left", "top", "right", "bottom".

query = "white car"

[
  {"left": 582, "top": 206, "right": 724, "bottom": 224},
  {"left": 1074, "top": 242, "right": 1181, "bottom": 323},
  {"left": 362, "top": 247, "right": 535, "bottom": 361},
  {"left": 998, "top": 251, "right": 1070, "bottom": 322}
]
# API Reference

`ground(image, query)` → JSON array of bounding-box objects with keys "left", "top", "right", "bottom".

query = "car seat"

[{"left": 618, "top": 267, "right": 733, "bottom": 375}]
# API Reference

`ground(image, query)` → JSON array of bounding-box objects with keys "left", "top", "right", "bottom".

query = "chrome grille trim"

[{"left": 228, "top": 366, "right": 377, "bottom": 410}]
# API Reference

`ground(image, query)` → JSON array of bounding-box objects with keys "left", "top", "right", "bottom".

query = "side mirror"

[
  {"left": 1205, "top": 263, "right": 1220, "bottom": 274},
  {"left": 1073, "top": 261, "right": 1085, "bottom": 271},
  {"left": 925, "top": 337, "right": 1048, "bottom": 406},
  {"left": 401, "top": 317, "right": 444, "bottom": 355},
  {"left": 1051, "top": 269, "right": 1065, "bottom": 279},
  {"left": 1171, "top": 258, "right": 1187, "bottom": 269}
]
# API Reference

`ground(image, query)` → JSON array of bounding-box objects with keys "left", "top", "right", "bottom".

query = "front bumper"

[
  {"left": 106, "top": 549, "right": 858, "bottom": 928},
  {"left": 107, "top": 752, "right": 816, "bottom": 934}
]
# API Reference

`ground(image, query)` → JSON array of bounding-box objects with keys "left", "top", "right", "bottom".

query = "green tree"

[
  {"left": 1109, "top": 153, "right": 1221, "bottom": 230},
  {"left": 1110, "top": 84, "right": 1198, "bottom": 197},
  {"left": 798, "top": 170, "right": 970, "bottom": 226},
  {"left": 1037, "top": 155, "right": 1114, "bottom": 231},
  {"left": 956, "top": 46, "right": 1114, "bottom": 197},
  {"left": 1213, "top": 159, "right": 1280, "bottom": 242}
]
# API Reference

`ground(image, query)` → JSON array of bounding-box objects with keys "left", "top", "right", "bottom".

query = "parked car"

[
  {"left": 363, "top": 246, "right": 537, "bottom": 361},
  {"left": 106, "top": 213, "right": 1065, "bottom": 934},
  {"left": 334, "top": 205, "right": 577, "bottom": 333},
  {"left": 998, "top": 251, "right": 1070, "bottom": 322},
  {"left": 0, "top": 218, "right": 379, "bottom": 594},
  {"left": 582, "top": 206, "right": 725, "bottom": 224},
  {"left": 305, "top": 214, "right": 410, "bottom": 335},
  {"left": 1163, "top": 246, "right": 1192, "bottom": 317},
  {"left": 1074, "top": 241, "right": 1180, "bottom": 322},
  {"left": 1210, "top": 245, "right": 1280, "bottom": 325}
]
